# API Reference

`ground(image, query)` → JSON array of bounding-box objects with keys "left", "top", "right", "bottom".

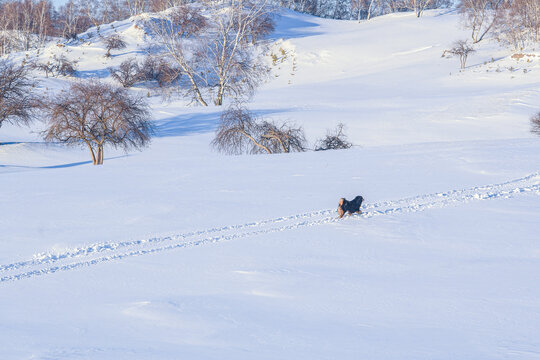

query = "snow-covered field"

[{"left": 1, "top": 9, "right": 540, "bottom": 360}]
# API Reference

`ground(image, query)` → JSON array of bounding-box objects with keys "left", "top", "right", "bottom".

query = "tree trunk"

[
  {"left": 181, "top": 66, "right": 208, "bottom": 106},
  {"left": 215, "top": 84, "right": 225, "bottom": 106},
  {"left": 86, "top": 142, "right": 97, "bottom": 165},
  {"left": 241, "top": 130, "right": 271, "bottom": 154},
  {"left": 97, "top": 144, "right": 104, "bottom": 165},
  {"left": 367, "top": 0, "right": 375, "bottom": 20}
]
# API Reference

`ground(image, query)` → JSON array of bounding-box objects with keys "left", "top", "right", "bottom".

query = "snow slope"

[{"left": 1, "top": 9, "right": 540, "bottom": 360}]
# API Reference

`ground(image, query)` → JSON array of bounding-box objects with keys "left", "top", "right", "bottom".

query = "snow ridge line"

[{"left": 0, "top": 173, "right": 539, "bottom": 283}]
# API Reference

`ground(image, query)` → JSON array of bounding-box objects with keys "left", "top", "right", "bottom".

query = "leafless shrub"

[
  {"left": 35, "top": 54, "right": 78, "bottom": 77},
  {"left": 246, "top": 13, "right": 276, "bottom": 44},
  {"left": 140, "top": 56, "right": 160, "bottom": 82},
  {"left": 54, "top": 54, "right": 78, "bottom": 76},
  {"left": 212, "top": 105, "right": 306, "bottom": 155},
  {"left": 531, "top": 112, "right": 540, "bottom": 136},
  {"left": 258, "top": 120, "right": 307, "bottom": 153},
  {"left": 103, "top": 33, "right": 127, "bottom": 57},
  {"left": 315, "top": 123, "right": 353, "bottom": 151},
  {"left": 41, "top": 81, "right": 153, "bottom": 165},
  {"left": 212, "top": 105, "right": 260, "bottom": 155},
  {"left": 0, "top": 60, "right": 38, "bottom": 138},
  {"left": 155, "top": 61, "right": 182, "bottom": 88},
  {"left": 140, "top": 56, "right": 182, "bottom": 87},
  {"left": 34, "top": 61, "right": 55, "bottom": 78},
  {"left": 109, "top": 58, "right": 142, "bottom": 87},
  {"left": 168, "top": 5, "right": 208, "bottom": 38},
  {"left": 448, "top": 40, "right": 476, "bottom": 69}
]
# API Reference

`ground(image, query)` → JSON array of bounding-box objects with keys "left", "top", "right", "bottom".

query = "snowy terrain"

[{"left": 1, "top": 9, "right": 540, "bottom": 360}]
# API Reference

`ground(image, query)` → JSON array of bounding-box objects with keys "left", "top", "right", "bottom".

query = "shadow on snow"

[
  {"left": 268, "top": 12, "right": 323, "bottom": 40},
  {"left": 153, "top": 108, "right": 294, "bottom": 138}
]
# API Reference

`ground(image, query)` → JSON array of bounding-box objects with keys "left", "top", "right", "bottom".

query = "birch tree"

[{"left": 458, "top": 0, "right": 504, "bottom": 43}]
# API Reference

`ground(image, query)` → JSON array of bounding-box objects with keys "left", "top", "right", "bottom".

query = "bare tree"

[
  {"left": 147, "top": 5, "right": 209, "bottom": 105},
  {"left": 211, "top": 105, "right": 306, "bottom": 155},
  {"left": 76, "top": 0, "right": 127, "bottom": 27},
  {"left": 109, "top": 58, "right": 142, "bottom": 87},
  {"left": 103, "top": 33, "right": 127, "bottom": 57},
  {"left": 41, "top": 81, "right": 153, "bottom": 165},
  {"left": 148, "top": 1, "right": 272, "bottom": 106},
  {"left": 0, "top": 60, "right": 37, "bottom": 141},
  {"left": 352, "top": 0, "right": 377, "bottom": 21},
  {"left": 212, "top": 105, "right": 265, "bottom": 154},
  {"left": 123, "top": 0, "right": 147, "bottom": 16},
  {"left": 531, "top": 112, "right": 540, "bottom": 136},
  {"left": 0, "top": 0, "right": 55, "bottom": 53},
  {"left": 407, "top": 0, "right": 434, "bottom": 17},
  {"left": 448, "top": 40, "right": 475, "bottom": 69},
  {"left": 458, "top": 0, "right": 504, "bottom": 43},
  {"left": 204, "top": 0, "right": 273, "bottom": 105},
  {"left": 494, "top": 0, "right": 540, "bottom": 49},
  {"left": 149, "top": 0, "right": 186, "bottom": 12},
  {"left": 58, "top": 0, "right": 92, "bottom": 39},
  {"left": 315, "top": 123, "right": 353, "bottom": 151}
]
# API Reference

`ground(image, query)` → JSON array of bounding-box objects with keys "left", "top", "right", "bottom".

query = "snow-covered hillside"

[{"left": 1, "top": 9, "right": 539, "bottom": 360}]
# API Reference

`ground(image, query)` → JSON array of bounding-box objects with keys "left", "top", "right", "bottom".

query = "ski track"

[{"left": 1, "top": 172, "right": 539, "bottom": 283}]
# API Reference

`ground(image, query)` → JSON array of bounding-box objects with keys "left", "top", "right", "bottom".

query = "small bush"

[
  {"left": 35, "top": 55, "right": 78, "bottom": 77},
  {"left": 140, "top": 56, "right": 181, "bottom": 87},
  {"left": 531, "top": 112, "right": 540, "bottom": 136},
  {"left": 448, "top": 40, "right": 475, "bottom": 69},
  {"left": 212, "top": 105, "right": 306, "bottom": 155},
  {"left": 54, "top": 55, "right": 78, "bottom": 76},
  {"left": 109, "top": 58, "right": 142, "bottom": 88},
  {"left": 103, "top": 34, "right": 127, "bottom": 57},
  {"left": 315, "top": 123, "right": 353, "bottom": 151}
]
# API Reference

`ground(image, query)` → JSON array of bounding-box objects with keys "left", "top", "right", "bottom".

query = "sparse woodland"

[
  {"left": 146, "top": 1, "right": 275, "bottom": 106},
  {"left": 0, "top": 0, "right": 539, "bottom": 160},
  {"left": 457, "top": 0, "right": 540, "bottom": 49}
]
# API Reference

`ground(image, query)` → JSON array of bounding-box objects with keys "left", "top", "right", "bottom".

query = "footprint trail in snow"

[{"left": 1, "top": 172, "right": 539, "bottom": 283}]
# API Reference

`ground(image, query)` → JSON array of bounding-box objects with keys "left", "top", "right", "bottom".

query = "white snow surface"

[{"left": 1, "top": 9, "right": 540, "bottom": 360}]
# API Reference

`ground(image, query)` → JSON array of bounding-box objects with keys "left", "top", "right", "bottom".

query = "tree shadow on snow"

[
  {"left": 268, "top": 12, "right": 323, "bottom": 40},
  {"left": 76, "top": 69, "right": 111, "bottom": 79},
  {"left": 153, "top": 111, "right": 220, "bottom": 138},
  {"left": 0, "top": 155, "right": 128, "bottom": 173}
]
